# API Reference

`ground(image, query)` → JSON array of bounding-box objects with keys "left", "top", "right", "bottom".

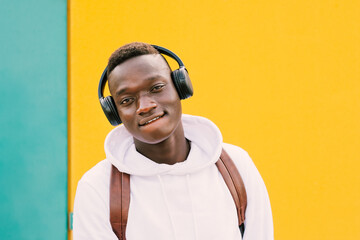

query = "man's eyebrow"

[
  {"left": 115, "top": 88, "right": 127, "bottom": 97},
  {"left": 115, "top": 75, "right": 166, "bottom": 97}
]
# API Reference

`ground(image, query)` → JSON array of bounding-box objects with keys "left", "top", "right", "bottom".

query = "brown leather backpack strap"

[
  {"left": 110, "top": 165, "right": 130, "bottom": 240},
  {"left": 109, "top": 149, "right": 246, "bottom": 239},
  {"left": 216, "top": 148, "right": 247, "bottom": 226}
]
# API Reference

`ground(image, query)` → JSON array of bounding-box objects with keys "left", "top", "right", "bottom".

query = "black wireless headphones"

[{"left": 98, "top": 45, "right": 194, "bottom": 126}]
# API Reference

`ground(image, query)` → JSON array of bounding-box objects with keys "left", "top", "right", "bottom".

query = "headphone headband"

[
  {"left": 98, "top": 66, "right": 108, "bottom": 99},
  {"left": 151, "top": 45, "right": 184, "bottom": 67}
]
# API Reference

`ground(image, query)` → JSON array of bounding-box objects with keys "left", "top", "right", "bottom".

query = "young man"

[{"left": 73, "top": 42, "right": 273, "bottom": 239}]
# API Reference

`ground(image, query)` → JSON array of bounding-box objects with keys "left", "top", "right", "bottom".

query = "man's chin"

[{"left": 133, "top": 126, "right": 176, "bottom": 145}]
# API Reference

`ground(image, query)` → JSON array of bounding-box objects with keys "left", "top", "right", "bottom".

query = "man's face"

[{"left": 108, "top": 54, "right": 182, "bottom": 144}]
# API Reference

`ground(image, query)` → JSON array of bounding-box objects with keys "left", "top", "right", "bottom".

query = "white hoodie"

[{"left": 73, "top": 114, "right": 273, "bottom": 240}]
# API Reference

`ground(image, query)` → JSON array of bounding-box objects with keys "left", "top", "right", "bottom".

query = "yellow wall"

[{"left": 69, "top": 1, "right": 360, "bottom": 239}]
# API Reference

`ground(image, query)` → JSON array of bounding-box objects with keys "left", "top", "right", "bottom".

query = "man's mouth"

[{"left": 139, "top": 113, "right": 165, "bottom": 126}]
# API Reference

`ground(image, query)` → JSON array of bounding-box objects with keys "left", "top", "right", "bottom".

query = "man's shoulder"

[
  {"left": 221, "top": 143, "right": 258, "bottom": 182},
  {"left": 222, "top": 143, "right": 250, "bottom": 156},
  {"left": 222, "top": 143, "right": 252, "bottom": 164},
  {"left": 77, "top": 159, "right": 112, "bottom": 193}
]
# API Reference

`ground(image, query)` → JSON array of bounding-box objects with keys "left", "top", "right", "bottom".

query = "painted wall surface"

[
  {"left": 0, "top": 1, "right": 68, "bottom": 239},
  {"left": 69, "top": 1, "right": 360, "bottom": 239}
]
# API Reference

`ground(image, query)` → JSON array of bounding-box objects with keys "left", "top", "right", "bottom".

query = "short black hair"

[{"left": 107, "top": 42, "right": 159, "bottom": 76}]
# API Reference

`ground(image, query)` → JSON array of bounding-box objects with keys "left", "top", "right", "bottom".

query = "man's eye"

[
  {"left": 120, "top": 98, "right": 133, "bottom": 105},
  {"left": 151, "top": 84, "right": 165, "bottom": 92}
]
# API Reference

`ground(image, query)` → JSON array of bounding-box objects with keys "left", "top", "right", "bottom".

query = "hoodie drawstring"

[
  {"left": 186, "top": 174, "right": 199, "bottom": 240},
  {"left": 158, "top": 175, "right": 178, "bottom": 240},
  {"left": 158, "top": 174, "right": 199, "bottom": 240}
]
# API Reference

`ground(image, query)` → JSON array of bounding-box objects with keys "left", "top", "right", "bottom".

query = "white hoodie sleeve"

[
  {"left": 73, "top": 178, "right": 118, "bottom": 240},
  {"left": 223, "top": 144, "right": 274, "bottom": 240}
]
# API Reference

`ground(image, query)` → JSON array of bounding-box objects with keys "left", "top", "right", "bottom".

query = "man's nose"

[{"left": 136, "top": 95, "right": 157, "bottom": 115}]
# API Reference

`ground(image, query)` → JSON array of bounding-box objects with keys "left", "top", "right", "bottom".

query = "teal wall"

[{"left": 0, "top": 1, "right": 67, "bottom": 239}]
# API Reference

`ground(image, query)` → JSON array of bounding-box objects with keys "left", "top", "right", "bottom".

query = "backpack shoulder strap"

[
  {"left": 110, "top": 148, "right": 247, "bottom": 239},
  {"left": 215, "top": 148, "right": 247, "bottom": 235},
  {"left": 110, "top": 165, "right": 130, "bottom": 240}
]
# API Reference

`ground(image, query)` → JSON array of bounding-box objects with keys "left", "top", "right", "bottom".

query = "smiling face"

[{"left": 108, "top": 54, "right": 183, "bottom": 144}]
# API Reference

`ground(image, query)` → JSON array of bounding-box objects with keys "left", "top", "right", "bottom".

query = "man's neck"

[{"left": 133, "top": 124, "right": 190, "bottom": 165}]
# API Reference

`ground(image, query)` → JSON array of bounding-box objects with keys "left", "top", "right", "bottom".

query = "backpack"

[{"left": 110, "top": 148, "right": 247, "bottom": 240}]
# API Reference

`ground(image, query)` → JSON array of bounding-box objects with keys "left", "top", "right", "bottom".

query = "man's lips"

[{"left": 139, "top": 113, "right": 166, "bottom": 126}]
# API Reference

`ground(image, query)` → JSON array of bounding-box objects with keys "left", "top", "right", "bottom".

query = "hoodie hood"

[{"left": 104, "top": 114, "right": 223, "bottom": 176}]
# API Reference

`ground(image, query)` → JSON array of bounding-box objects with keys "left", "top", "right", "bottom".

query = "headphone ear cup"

[
  {"left": 171, "top": 67, "right": 193, "bottom": 100},
  {"left": 99, "top": 96, "right": 122, "bottom": 126}
]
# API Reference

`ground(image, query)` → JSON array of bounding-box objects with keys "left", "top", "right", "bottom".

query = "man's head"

[{"left": 107, "top": 42, "right": 183, "bottom": 144}]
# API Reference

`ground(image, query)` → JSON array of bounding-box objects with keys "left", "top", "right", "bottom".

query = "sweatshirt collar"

[{"left": 105, "top": 114, "right": 223, "bottom": 176}]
